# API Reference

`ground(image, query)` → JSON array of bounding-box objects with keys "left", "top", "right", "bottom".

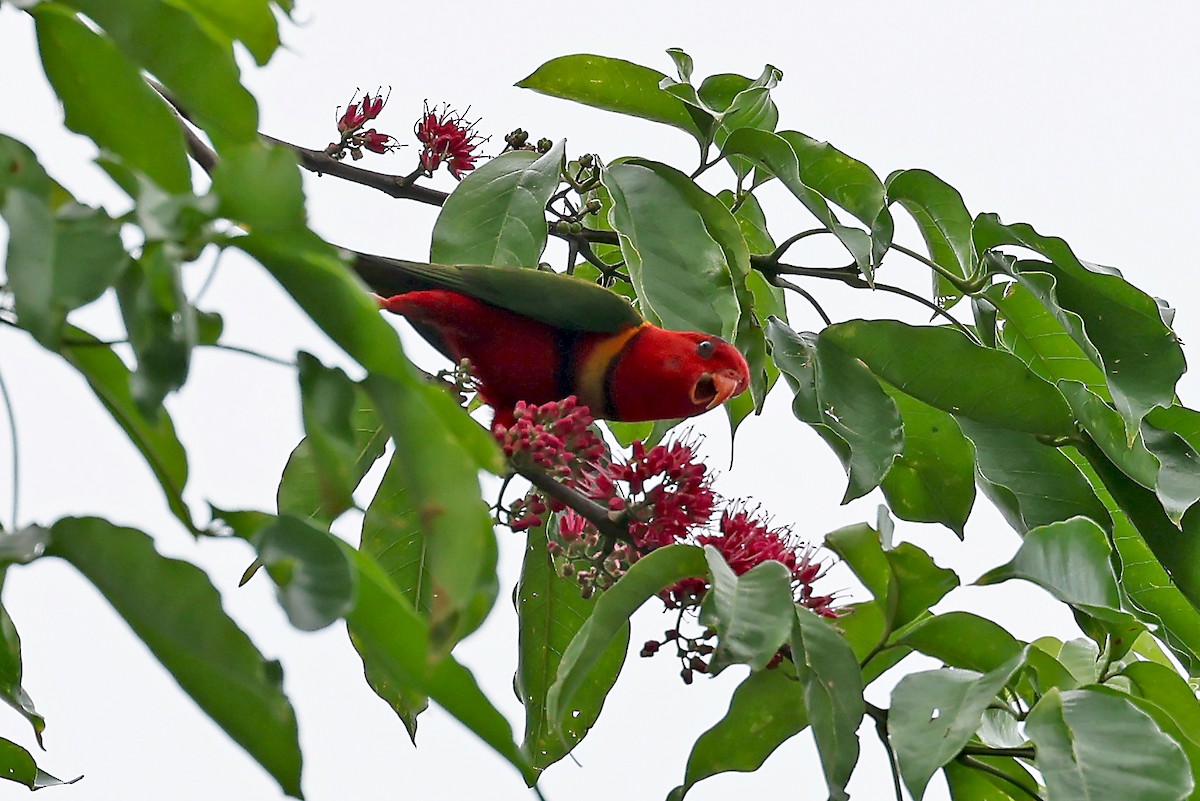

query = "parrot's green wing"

[{"left": 350, "top": 252, "right": 644, "bottom": 334}]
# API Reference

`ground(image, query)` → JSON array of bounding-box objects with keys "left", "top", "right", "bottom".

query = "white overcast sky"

[{"left": 1, "top": 2, "right": 1199, "bottom": 800}]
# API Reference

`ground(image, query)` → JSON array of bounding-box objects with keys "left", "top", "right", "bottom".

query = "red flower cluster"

[
  {"left": 414, "top": 103, "right": 485, "bottom": 179},
  {"left": 610, "top": 440, "right": 715, "bottom": 550},
  {"left": 328, "top": 89, "right": 399, "bottom": 160}
]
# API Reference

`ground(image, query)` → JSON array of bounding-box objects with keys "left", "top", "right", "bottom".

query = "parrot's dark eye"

[{"left": 696, "top": 339, "right": 717, "bottom": 359}]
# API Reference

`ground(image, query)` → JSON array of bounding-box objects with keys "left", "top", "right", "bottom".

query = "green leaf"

[
  {"left": 767, "top": 319, "right": 902, "bottom": 503},
  {"left": 885, "top": 168, "right": 975, "bottom": 308},
  {"left": 0, "top": 138, "right": 57, "bottom": 347},
  {"left": 791, "top": 606, "right": 864, "bottom": 801},
  {"left": 778, "top": 131, "right": 893, "bottom": 272},
  {"left": 665, "top": 47, "right": 694, "bottom": 83},
  {"left": 33, "top": 5, "right": 190, "bottom": 191},
  {"left": 0, "top": 737, "right": 75, "bottom": 791},
  {"left": 547, "top": 544, "right": 707, "bottom": 730},
  {"left": 669, "top": 666, "right": 808, "bottom": 801},
  {"left": 957, "top": 418, "right": 1110, "bottom": 535},
  {"left": 601, "top": 159, "right": 743, "bottom": 340},
  {"left": 171, "top": 0, "right": 281, "bottom": 64},
  {"left": 347, "top": 548, "right": 535, "bottom": 784},
  {"left": 697, "top": 70, "right": 781, "bottom": 180},
  {"left": 277, "top": 388, "right": 385, "bottom": 525},
  {"left": 836, "top": 602, "right": 911, "bottom": 685},
  {"left": 943, "top": 755, "right": 1039, "bottom": 800},
  {"left": 1026, "top": 688, "right": 1192, "bottom": 801},
  {"left": 0, "top": 598, "right": 44, "bottom": 745},
  {"left": 699, "top": 547, "right": 794, "bottom": 673},
  {"left": 722, "top": 128, "right": 874, "bottom": 277},
  {"left": 516, "top": 522, "right": 626, "bottom": 772},
  {"left": 46, "top": 518, "right": 301, "bottom": 796},
  {"left": 894, "top": 612, "right": 1023, "bottom": 673},
  {"left": 718, "top": 189, "right": 777, "bottom": 258},
  {"left": 823, "top": 319, "right": 1075, "bottom": 437},
  {"left": 251, "top": 515, "right": 356, "bottom": 631},
  {"left": 890, "top": 651, "right": 1026, "bottom": 801},
  {"left": 1118, "top": 661, "right": 1200, "bottom": 793},
  {"left": 117, "top": 243, "right": 193, "bottom": 414},
  {"left": 59, "top": 328, "right": 192, "bottom": 529},
  {"left": 61, "top": 0, "right": 259, "bottom": 146},
  {"left": 516, "top": 55, "right": 708, "bottom": 146},
  {"left": 975, "top": 215, "right": 1185, "bottom": 434},
  {"left": 880, "top": 384, "right": 976, "bottom": 537},
  {"left": 430, "top": 141, "right": 564, "bottom": 268}
]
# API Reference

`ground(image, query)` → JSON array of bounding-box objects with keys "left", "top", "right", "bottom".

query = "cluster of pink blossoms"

[
  {"left": 495, "top": 397, "right": 838, "bottom": 654},
  {"left": 328, "top": 89, "right": 399, "bottom": 160},
  {"left": 414, "top": 103, "right": 486, "bottom": 179}
]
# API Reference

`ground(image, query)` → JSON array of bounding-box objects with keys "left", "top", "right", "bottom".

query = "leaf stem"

[
  {"left": 865, "top": 702, "right": 904, "bottom": 801},
  {"left": 765, "top": 228, "right": 835, "bottom": 266},
  {"left": 888, "top": 242, "right": 988, "bottom": 294},
  {"left": 956, "top": 755, "right": 1045, "bottom": 801},
  {"left": 772, "top": 277, "right": 832, "bottom": 326}
]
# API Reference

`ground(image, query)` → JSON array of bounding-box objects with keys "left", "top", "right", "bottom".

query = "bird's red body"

[{"left": 381, "top": 289, "right": 750, "bottom": 428}]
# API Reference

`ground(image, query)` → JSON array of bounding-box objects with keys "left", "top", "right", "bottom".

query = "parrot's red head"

[{"left": 606, "top": 326, "right": 750, "bottom": 422}]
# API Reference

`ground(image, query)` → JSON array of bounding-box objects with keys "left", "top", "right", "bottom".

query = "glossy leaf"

[
  {"left": 61, "top": 0, "right": 259, "bottom": 145},
  {"left": 1026, "top": 688, "right": 1192, "bottom": 801},
  {"left": 0, "top": 597, "right": 44, "bottom": 745},
  {"left": 722, "top": 128, "right": 874, "bottom": 277},
  {"left": 431, "top": 141, "right": 564, "bottom": 268},
  {"left": 890, "top": 651, "right": 1025, "bottom": 801},
  {"left": 668, "top": 666, "right": 808, "bottom": 801},
  {"left": 767, "top": 319, "right": 902, "bottom": 503},
  {"left": 516, "top": 522, "right": 626, "bottom": 772},
  {"left": 601, "top": 159, "right": 742, "bottom": 340},
  {"left": 975, "top": 215, "right": 1185, "bottom": 434},
  {"left": 33, "top": 5, "right": 191, "bottom": 192},
  {"left": 252, "top": 515, "right": 356, "bottom": 631},
  {"left": 957, "top": 418, "right": 1109, "bottom": 535},
  {"left": 59, "top": 328, "right": 192, "bottom": 529},
  {"left": 943, "top": 756, "right": 1038, "bottom": 801},
  {"left": 697, "top": 69, "right": 781, "bottom": 180},
  {"left": 0, "top": 737, "right": 75, "bottom": 791},
  {"left": 46, "top": 518, "right": 302, "bottom": 796},
  {"left": 117, "top": 243, "right": 193, "bottom": 414},
  {"left": 547, "top": 545, "right": 707, "bottom": 731},
  {"left": 894, "top": 612, "right": 1023, "bottom": 673},
  {"left": 880, "top": 384, "right": 976, "bottom": 537},
  {"left": 347, "top": 548, "right": 535, "bottom": 784},
  {"left": 699, "top": 547, "right": 794, "bottom": 673},
  {"left": 516, "top": 55, "right": 707, "bottom": 145},
  {"left": 1119, "top": 661, "right": 1200, "bottom": 793},
  {"left": 886, "top": 168, "right": 975, "bottom": 307},
  {"left": 791, "top": 606, "right": 864, "bottom": 801}
]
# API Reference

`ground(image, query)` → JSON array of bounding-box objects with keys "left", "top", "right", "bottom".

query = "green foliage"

[{"left": 3, "top": 18, "right": 1200, "bottom": 801}]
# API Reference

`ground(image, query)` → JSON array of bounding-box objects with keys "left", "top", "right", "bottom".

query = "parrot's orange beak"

[{"left": 692, "top": 369, "right": 748, "bottom": 410}]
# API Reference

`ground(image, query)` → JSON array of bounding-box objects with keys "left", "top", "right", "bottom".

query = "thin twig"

[
  {"left": 765, "top": 228, "right": 835, "bottom": 266},
  {"left": 956, "top": 755, "right": 1045, "bottom": 801},
  {"left": 205, "top": 343, "right": 298, "bottom": 368},
  {"left": 0, "top": 362, "right": 18, "bottom": 531},
  {"left": 772, "top": 277, "right": 833, "bottom": 326},
  {"left": 864, "top": 703, "right": 903, "bottom": 801},
  {"left": 960, "top": 744, "right": 1036, "bottom": 760}
]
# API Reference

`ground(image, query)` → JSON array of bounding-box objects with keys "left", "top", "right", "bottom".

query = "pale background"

[{"left": 1, "top": 2, "right": 1198, "bottom": 799}]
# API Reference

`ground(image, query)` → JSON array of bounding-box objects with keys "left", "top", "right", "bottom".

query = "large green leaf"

[
  {"left": 885, "top": 168, "right": 975, "bottom": 308},
  {"left": 722, "top": 128, "right": 874, "bottom": 278},
  {"left": 547, "top": 544, "right": 707, "bottom": 731},
  {"left": 1026, "top": 688, "right": 1192, "bottom": 801},
  {"left": 975, "top": 215, "right": 1185, "bottom": 434},
  {"left": 699, "top": 547, "right": 795, "bottom": 673},
  {"left": 894, "top": 612, "right": 1023, "bottom": 674},
  {"left": 0, "top": 737, "right": 74, "bottom": 791},
  {"left": 60, "top": 328, "right": 192, "bottom": 529},
  {"left": 117, "top": 243, "right": 194, "bottom": 414},
  {"left": 956, "top": 418, "right": 1109, "bottom": 535},
  {"left": 516, "top": 522, "right": 626, "bottom": 772},
  {"left": 172, "top": 0, "right": 281, "bottom": 64},
  {"left": 791, "top": 606, "right": 864, "bottom": 801},
  {"left": 824, "top": 319, "right": 1075, "bottom": 436},
  {"left": 516, "top": 54, "right": 708, "bottom": 146},
  {"left": 46, "top": 518, "right": 301, "bottom": 796},
  {"left": 346, "top": 548, "right": 535, "bottom": 785},
  {"left": 33, "top": 5, "right": 191, "bottom": 192},
  {"left": 61, "top": 0, "right": 259, "bottom": 146},
  {"left": 890, "top": 651, "right": 1026, "bottom": 801},
  {"left": 601, "top": 159, "right": 742, "bottom": 340},
  {"left": 880, "top": 384, "right": 976, "bottom": 537},
  {"left": 668, "top": 666, "right": 808, "bottom": 801},
  {"left": 766, "top": 319, "right": 903, "bottom": 503},
  {"left": 0, "top": 596, "right": 44, "bottom": 745},
  {"left": 430, "top": 141, "right": 564, "bottom": 268},
  {"left": 251, "top": 515, "right": 356, "bottom": 632},
  {"left": 1119, "top": 661, "right": 1200, "bottom": 794}
]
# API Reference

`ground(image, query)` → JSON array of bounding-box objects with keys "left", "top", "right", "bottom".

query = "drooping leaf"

[
  {"left": 516, "top": 522, "right": 626, "bottom": 772},
  {"left": 1026, "top": 688, "right": 1192, "bottom": 801},
  {"left": 890, "top": 651, "right": 1026, "bottom": 801},
  {"left": 250, "top": 515, "right": 356, "bottom": 631},
  {"left": 46, "top": 518, "right": 302, "bottom": 796},
  {"left": 791, "top": 606, "right": 864, "bottom": 801},
  {"left": 431, "top": 141, "right": 564, "bottom": 268},
  {"left": 547, "top": 545, "right": 707, "bottom": 731},
  {"left": 0, "top": 737, "right": 75, "bottom": 791},
  {"left": 33, "top": 5, "right": 191, "bottom": 192},
  {"left": 822, "top": 319, "right": 1075, "bottom": 437},
  {"left": 117, "top": 243, "right": 194, "bottom": 414},
  {"left": 601, "top": 159, "right": 743, "bottom": 340},
  {"left": 885, "top": 168, "right": 975, "bottom": 308},
  {"left": 0, "top": 596, "right": 44, "bottom": 745},
  {"left": 668, "top": 666, "right": 808, "bottom": 801},
  {"left": 699, "top": 547, "right": 795, "bottom": 673}
]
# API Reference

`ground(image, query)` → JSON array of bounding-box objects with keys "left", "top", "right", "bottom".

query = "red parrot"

[{"left": 352, "top": 254, "right": 750, "bottom": 427}]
